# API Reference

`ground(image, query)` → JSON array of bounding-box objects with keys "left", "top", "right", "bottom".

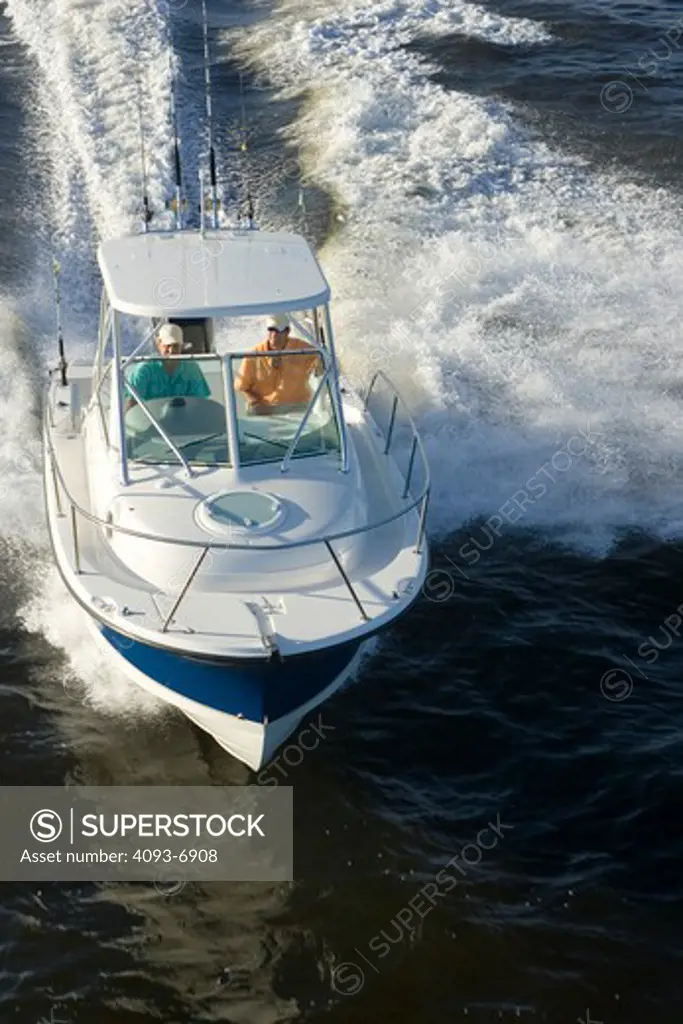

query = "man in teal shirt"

[{"left": 125, "top": 323, "right": 210, "bottom": 407}]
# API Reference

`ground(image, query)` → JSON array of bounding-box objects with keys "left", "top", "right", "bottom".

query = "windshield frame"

[
  {"left": 225, "top": 344, "right": 342, "bottom": 470},
  {"left": 122, "top": 352, "right": 231, "bottom": 473},
  {"left": 104, "top": 306, "right": 349, "bottom": 481}
]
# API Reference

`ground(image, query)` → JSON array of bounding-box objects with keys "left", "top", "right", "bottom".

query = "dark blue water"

[{"left": 1, "top": 1, "right": 683, "bottom": 1022}]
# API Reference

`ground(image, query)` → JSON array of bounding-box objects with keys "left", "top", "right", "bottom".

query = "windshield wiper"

[
  {"left": 177, "top": 432, "right": 224, "bottom": 452},
  {"left": 242, "top": 430, "right": 290, "bottom": 452}
]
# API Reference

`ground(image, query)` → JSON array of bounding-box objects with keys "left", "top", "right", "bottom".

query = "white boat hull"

[{"left": 87, "top": 619, "right": 366, "bottom": 770}]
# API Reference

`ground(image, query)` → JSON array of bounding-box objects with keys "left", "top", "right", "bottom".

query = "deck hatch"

[{"left": 195, "top": 490, "right": 284, "bottom": 535}]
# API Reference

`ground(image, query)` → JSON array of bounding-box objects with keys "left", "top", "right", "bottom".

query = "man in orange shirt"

[{"left": 235, "top": 313, "right": 322, "bottom": 415}]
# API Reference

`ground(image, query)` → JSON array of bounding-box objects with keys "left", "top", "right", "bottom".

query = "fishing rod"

[
  {"left": 135, "top": 76, "right": 153, "bottom": 231},
  {"left": 238, "top": 71, "right": 255, "bottom": 229},
  {"left": 52, "top": 258, "right": 67, "bottom": 387},
  {"left": 298, "top": 184, "right": 309, "bottom": 239},
  {"left": 201, "top": 0, "right": 219, "bottom": 229},
  {"left": 199, "top": 170, "right": 206, "bottom": 238},
  {"left": 169, "top": 52, "right": 184, "bottom": 229}
]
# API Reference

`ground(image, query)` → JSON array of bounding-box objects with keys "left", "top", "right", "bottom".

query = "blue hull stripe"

[{"left": 100, "top": 627, "right": 363, "bottom": 724}]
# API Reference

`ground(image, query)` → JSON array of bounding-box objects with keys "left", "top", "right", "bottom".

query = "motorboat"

[
  {"left": 43, "top": 225, "right": 431, "bottom": 769},
  {"left": 43, "top": 8, "right": 429, "bottom": 769}
]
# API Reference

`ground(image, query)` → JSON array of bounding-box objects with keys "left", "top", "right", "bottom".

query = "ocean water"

[{"left": 1, "top": 0, "right": 683, "bottom": 1021}]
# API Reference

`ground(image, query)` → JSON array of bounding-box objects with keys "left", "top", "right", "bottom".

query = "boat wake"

[
  {"left": 3, "top": 0, "right": 683, "bottom": 716},
  {"left": 4, "top": 0, "right": 176, "bottom": 711},
  {"left": 0, "top": 296, "right": 44, "bottom": 543},
  {"left": 233, "top": 0, "right": 683, "bottom": 552}
]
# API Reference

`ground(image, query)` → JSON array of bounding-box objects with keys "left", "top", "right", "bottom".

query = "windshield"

[
  {"left": 119, "top": 348, "right": 342, "bottom": 469},
  {"left": 230, "top": 349, "right": 341, "bottom": 466},
  {"left": 123, "top": 356, "right": 230, "bottom": 466}
]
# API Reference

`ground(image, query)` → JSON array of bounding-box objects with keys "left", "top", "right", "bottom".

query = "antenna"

[
  {"left": 169, "top": 52, "right": 183, "bottom": 229},
  {"left": 201, "top": 0, "right": 219, "bottom": 229},
  {"left": 135, "top": 77, "right": 153, "bottom": 231},
  {"left": 239, "top": 71, "right": 255, "bottom": 229},
  {"left": 52, "top": 258, "right": 67, "bottom": 387}
]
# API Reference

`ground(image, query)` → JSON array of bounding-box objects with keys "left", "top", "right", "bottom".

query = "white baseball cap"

[
  {"left": 158, "top": 322, "right": 184, "bottom": 347},
  {"left": 265, "top": 313, "right": 290, "bottom": 331}
]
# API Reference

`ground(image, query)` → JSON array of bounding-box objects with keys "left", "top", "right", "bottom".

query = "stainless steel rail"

[
  {"left": 364, "top": 370, "right": 430, "bottom": 509},
  {"left": 45, "top": 369, "right": 430, "bottom": 630},
  {"left": 161, "top": 547, "right": 210, "bottom": 632},
  {"left": 280, "top": 364, "right": 332, "bottom": 474},
  {"left": 324, "top": 540, "right": 369, "bottom": 622},
  {"left": 123, "top": 378, "right": 194, "bottom": 477}
]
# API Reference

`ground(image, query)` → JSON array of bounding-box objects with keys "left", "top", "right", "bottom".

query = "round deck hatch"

[{"left": 195, "top": 489, "right": 284, "bottom": 536}]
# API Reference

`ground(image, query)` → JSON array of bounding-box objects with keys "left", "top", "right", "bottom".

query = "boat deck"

[{"left": 45, "top": 379, "right": 427, "bottom": 660}]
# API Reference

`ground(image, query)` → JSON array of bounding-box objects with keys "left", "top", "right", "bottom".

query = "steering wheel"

[{"left": 125, "top": 395, "right": 224, "bottom": 436}]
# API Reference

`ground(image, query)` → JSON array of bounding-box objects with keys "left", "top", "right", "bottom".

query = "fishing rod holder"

[
  {"left": 198, "top": 169, "right": 223, "bottom": 233},
  {"left": 57, "top": 352, "right": 68, "bottom": 388},
  {"left": 52, "top": 258, "right": 68, "bottom": 386}
]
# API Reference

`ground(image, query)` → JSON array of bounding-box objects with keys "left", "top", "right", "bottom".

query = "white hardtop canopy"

[{"left": 97, "top": 229, "right": 331, "bottom": 318}]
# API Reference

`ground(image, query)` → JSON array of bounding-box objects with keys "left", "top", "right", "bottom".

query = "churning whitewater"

[
  {"left": 4, "top": 0, "right": 683, "bottom": 701},
  {"left": 3, "top": 3, "right": 683, "bottom": 1022},
  {"left": 233, "top": 0, "right": 683, "bottom": 550}
]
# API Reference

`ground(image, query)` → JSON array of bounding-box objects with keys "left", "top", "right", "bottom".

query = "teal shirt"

[{"left": 126, "top": 359, "right": 210, "bottom": 401}]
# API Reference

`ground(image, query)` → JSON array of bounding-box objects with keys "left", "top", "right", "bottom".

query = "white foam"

[
  {"left": 6, "top": 0, "right": 173, "bottom": 241},
  {"left": 0, "top": 296, "right": 45, "bottom": 538},
  {"left": 232, "top": 0, "right": 683, "bottom": 550},
  {"left": 5, "top": 0, "right": 175, "bottom": 705},
  {"left": 22, "top": 566, "right": 166, "bottom": 716},
  {"left": 4, "top": 0, "right": 683, "bottom": 714}
]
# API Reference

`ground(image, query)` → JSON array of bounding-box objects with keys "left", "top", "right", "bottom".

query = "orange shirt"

[{"left": 235, "top": 337, "right": 321, "bottom": 407}]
